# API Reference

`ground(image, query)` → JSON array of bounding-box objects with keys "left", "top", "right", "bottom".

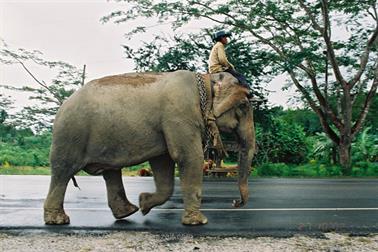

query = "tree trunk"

[
  {"left": 339, "top": 142, "right": 352, "bottom": 175},
  {"left": 331, "top": 145, "right": 337, "bottom": 164},
  {"left": 339, "top": 86, "right": 353, "bottom": 175}
]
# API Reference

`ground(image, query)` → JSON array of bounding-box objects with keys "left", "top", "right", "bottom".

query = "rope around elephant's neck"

[
  {"left": 195, "top": 73, "right": 211, "bottom": 153},
  {"left": 195, "top": 73, "right": 227, "bottom": 158}
]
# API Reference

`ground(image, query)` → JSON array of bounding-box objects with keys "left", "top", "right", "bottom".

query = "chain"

[{"left": 195, "top": 73, "right": 211, "bottom": 153}]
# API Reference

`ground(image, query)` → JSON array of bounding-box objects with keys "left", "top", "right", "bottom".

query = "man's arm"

[{"left": 217, "top": 44, "right": 235, "bottom": 69}]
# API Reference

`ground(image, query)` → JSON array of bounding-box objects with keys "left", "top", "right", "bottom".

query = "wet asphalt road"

[{"left": 0, "top": 175, "right": 377, "bottom": 236}]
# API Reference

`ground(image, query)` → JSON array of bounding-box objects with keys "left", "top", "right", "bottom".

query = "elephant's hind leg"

[
  {"left": 44, "top": 168, "right": 72, "bottom": 225},
  {"left": 139, "top": 154, "right": 175, "bottom": 215},
  {"left": 103, "top": 169, "right": 139, "bottom": 219}
]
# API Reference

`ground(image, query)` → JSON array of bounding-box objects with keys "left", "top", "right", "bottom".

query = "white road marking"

[{"left": 1, "top": 207, "right": 378, "bottom": 211}]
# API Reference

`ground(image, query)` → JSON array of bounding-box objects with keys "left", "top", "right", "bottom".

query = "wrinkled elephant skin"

[{"left": 44, "top": 70, "right": 255, "bottom": 226}]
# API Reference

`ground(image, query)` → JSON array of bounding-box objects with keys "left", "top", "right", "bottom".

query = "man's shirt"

[{"left": 208, "top": 42, "right": 234, "bottom": 73}]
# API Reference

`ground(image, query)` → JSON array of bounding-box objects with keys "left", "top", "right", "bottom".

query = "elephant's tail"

[{"left": 71, "top": 176, "right": 80, "bottom": 190}]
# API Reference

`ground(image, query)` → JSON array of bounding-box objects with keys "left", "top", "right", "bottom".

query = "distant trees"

[
  {"left": 0, "top": 93, "right": 12, "bottom": 124},
  {"left": 0, "top": 41, "right": 84, "bottom": 131},
  {"left": 0, "top": 42, "right": 81, "bottom": 166}
]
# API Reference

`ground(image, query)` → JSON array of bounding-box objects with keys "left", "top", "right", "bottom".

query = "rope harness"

[
  {"left": 196, "top": 73, "right": 211, "bottom": 152},
  {"left": 195, "top": 73, "right": 227, "bottom": 158}
]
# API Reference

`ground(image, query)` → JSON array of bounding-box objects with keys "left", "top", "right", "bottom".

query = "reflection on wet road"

[{"left": 1, "top": 175, "right": 377, "bottom": 235}]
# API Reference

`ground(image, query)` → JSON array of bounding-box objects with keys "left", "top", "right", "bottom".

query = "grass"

[
  {"left": 0, "top": 166, "right": 52, "bottom": 175},
  {"left": 253, "top": 161, "right": 378, "bottom": 177},
  {"left": 1, "top": 162, "right": 377, "bottom": 177},
  {"left": 0, "top": 163, "right": 151, "bottom": 176}
]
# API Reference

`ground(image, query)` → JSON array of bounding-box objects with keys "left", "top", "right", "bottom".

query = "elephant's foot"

[
  {"left": 44, "top": 208, "right": 70, "bottom": 225},
  {"left": 139, "top": 192, "right": 154, "bottom": 215},
  {"left": 110, "top": 203, "right": 139, "bottom": 219},
  {"left": 181, "top": 210, "right": 208, "bottom": 225}
]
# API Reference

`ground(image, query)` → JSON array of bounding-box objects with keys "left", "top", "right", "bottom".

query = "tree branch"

[
  {"left": 299, "top": 0, "right": 347, "bottom": 86},
  {"left": 352, "top": 63, "right": 378, "bottom": 137},
  {"left": 320, "top": 0, "right": 347, "bottom": 87},
  {"left": 12, "top": 57, "right": 64, "bottom": 105},
  {"left": 349, "top": 25, "right": 378, "bottom": 87},
  {"left": 288, "top": 70, "right": 340, "bottom": 144},
  {"left": 367, "top": 3, "right": 378, "bottom": 24},
  {"left": 308, "top": 74, "right": 343, "bottom": 129},
  {"left": 298, "top": 0, "right": 323, "bottom": 31}
]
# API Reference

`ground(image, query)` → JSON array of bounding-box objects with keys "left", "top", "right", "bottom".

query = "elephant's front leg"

[
  {"left": 139, "top": 153, "right": 175, "bottom": 215},
  {"left": 164, "top": 127, "right": 208, "bottom": 225},
  {"left": 178, "top": 153, "right": 208, "bottom": 225},
  {"left": 103, "top": 169, "right": 139, "bottom": 219}
]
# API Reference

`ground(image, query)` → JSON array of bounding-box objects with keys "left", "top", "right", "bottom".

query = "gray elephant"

[{"left": 44, "top": 70, "right": 255, "bottom": 226}]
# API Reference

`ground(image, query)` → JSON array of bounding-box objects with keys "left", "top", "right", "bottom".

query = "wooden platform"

[{"left": 207, "top": 167, "right": 238, "bottom": 177}]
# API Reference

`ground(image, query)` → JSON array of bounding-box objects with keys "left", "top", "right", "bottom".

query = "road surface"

[{"left": 0, "top": 175, "right": 377, "bottom": 236}]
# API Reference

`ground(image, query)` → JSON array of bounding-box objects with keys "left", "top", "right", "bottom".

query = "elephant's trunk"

[{"left": 233, "top": 107, "right": 255, "bottom": 208}]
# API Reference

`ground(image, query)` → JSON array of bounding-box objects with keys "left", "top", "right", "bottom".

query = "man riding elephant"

[{"left": 209, "top": 30, "right": 251, "bottom": 92}]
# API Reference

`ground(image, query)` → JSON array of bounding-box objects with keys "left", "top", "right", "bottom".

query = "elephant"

[{"left": 43, "top": 70, "right": 255, "bottom": 226}]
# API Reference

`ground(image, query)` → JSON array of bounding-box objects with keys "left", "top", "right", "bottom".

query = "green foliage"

[
  {"left": 309, "top": 126, "right": 378, "bottom": 165},
  {"left": 352, "top": 127, "right": 378, "bottom": 162},
  {"left": 352, "top": 162, "right": 378, "bottom": 176},
  {"left": 310, "top": 132, "right": 337, "bottom": 164},
  {"left": 256, "top": 162, "right": 345, "bottom": 177},
  {"left": 0, "top": 166, "right": 51, "bottom": 175},
  {"left": 254, "top": 108, "right": 310, "bottom": 165},
  {"left": 0, "top": 129, "right": 51, "bottom": 167},
  {"left": 0, "top": 93, "right": 13, "bottom": 124},
  {"left": 257, "top": 163, "right": 288, "bottom": 176},
  {"left": 278, "top": 109, "right": 322, "bottom": 135}
]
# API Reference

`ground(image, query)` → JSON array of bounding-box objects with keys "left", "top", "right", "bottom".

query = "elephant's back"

[
  {"left": 53, "top": 70, "right": 199, "bottom": 131},
  {"left": 91, "top": 72, "right": 166, "bottom": 87},
  {"left": 50, "top": 70, "right": 201, "bottom": 167},
  {"left": 57, "top": 72, "right": 168, "bottom": 117},
  {"left": 77, "top": 70, "right": 198, "bottom": 113}
]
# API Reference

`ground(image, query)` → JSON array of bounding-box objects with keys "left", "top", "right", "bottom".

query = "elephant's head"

[{"left": 210, "top": 72, "right": 256, "bottom": 208}]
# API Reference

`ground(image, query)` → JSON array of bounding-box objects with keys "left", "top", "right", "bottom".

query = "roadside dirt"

[{"left": 1, "top": 232, "right": 377, "bottom": 252}]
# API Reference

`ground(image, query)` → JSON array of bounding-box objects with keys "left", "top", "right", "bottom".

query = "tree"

[
  {"left": 103, "top": 0, "right": 378, "bottom": 174},
  {"left": 0, "top": 41, "right": 84, "bottom": 131}
]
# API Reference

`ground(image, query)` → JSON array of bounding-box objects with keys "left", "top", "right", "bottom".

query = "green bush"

[
  {"left": 0, "top": 131, "right": 51, "bottom": 167},
  {"left": 352, "top": 127, "right": 378, "bottom": 163},
  {"left": 325, "top": 165, "right": 342, "bottom": 176},
  {"left": 352, "top": 162, "right": 378, "bottom": 176},
  {"left": 255, "top": 118, "right": 310, "bottom": 165},
  {"left": 257, "top": 163, "right": 289, "bottom": 176},
  {"left": 256, "top": 162, "right": 346, "bottom": 177},
  {"left": 367, "top": 162, "right": 378, "bottom": 175}
]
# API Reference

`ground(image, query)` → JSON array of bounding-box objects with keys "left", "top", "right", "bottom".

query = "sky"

[{"left": 0, "top": 0, "right": 294, "bottom": 110}]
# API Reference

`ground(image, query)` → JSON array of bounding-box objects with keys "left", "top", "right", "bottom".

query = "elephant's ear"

[{"left": 212, "top": 74, "right": 249, "bottom": 118}]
